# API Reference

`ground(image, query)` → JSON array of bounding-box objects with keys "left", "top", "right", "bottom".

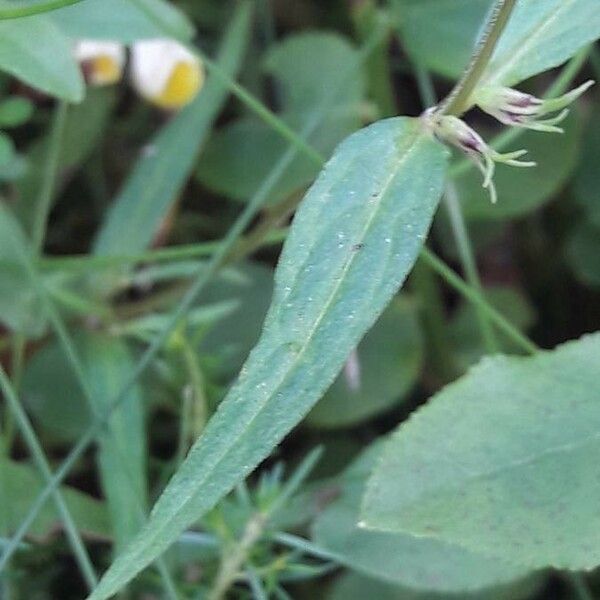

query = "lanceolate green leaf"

[
  {"left": 88, "top": 117, "right": 448, "bottom": 599},
  {"left": 395, "top": 0, "right": 600, "bottom": 88},
  {"left": 362, "top": 333, "right": 600, "bottom": 571},
  {"left": 0, "top": 15, "right": 83, "bottom": 101},
  {"left": 481, "top": 0, "right": 600, "bottom": 88},
  {"left": 92, "top": 3, "right": 251, "bottom": 256},
  {"left": 80, "top": 334, "right": 147, "bottom": 553}
]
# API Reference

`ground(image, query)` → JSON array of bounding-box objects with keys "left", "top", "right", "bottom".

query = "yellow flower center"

[
  {"left": 90, "top": 55, "right": 121, "bottom": 85},
  {"left": 154, "top": 61, "right": 204, "bottom": 110}
]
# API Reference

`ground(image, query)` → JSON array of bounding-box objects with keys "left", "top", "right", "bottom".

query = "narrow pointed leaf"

[
  {"left": 482, "top": 0, "right": 600, "bottom": 88},
  {"left": 395, "top": 0, "right": 600, "bottom": 87},
  {"left": 88, "top": 116, "right": 448, "bottom": 599},
  {"left": 362, "top": 333, "right": 600, "bottom": 571},
  {"left": 80, "top": 334, "right": 147, "bottom": 553}
]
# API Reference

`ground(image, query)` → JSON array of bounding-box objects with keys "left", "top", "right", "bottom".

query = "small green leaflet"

[
  {"left": 362, "top": 333, "right": 600, "bottom": 571},
  {"left": 88, "top": 117, "right": 448, "bottom": 599}
]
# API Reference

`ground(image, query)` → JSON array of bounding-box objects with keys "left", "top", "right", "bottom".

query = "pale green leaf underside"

[
  {"left": 88, "top": 117, "right": 448, "bottom": 599},
  {"left": 313, "top": 444, "right": 534, "bottom": 593},
  {"left": 0, "top": 16, "right": 83, "bottom": 101},
  {"left": 363, "top": 333, "right": 600, "bottom": 571}
]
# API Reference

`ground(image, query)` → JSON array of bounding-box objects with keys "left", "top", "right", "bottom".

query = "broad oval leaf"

[
  {"left": 327, "top": 572, "right": 544, "bottom": 600},
  {"left": 362, "top": 333, "right": 600, "bottom": 571},
  {"left": 196, "top": 32, "right": 367, "bottom": 204},
  {"left": 312, "top": 443, "right": 535, "bottom": 593},
  {"left": 1, "top": 454, "right": 109, "bottom": 540},
  {"left": 88, "top": 116, "right": 448, "bottom": 599},
  {"left": 0, "top": 15, "right": 83, "bottom": 101}
]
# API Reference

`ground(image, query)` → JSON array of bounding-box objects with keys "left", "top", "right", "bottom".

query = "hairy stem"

[
  {"left": 209, "top": 514, "right": 266, "bottom": 600},
  {"left": 439, "top": 0, "right": 517, "bottom": 116}
]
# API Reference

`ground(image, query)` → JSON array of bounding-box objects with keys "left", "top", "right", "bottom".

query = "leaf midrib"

[
  {"left": 484, "top": 0, "right": 573, "bottom": 85},
  {"left": 367, "top": 421, "right": 600, "bottom": 525},
  {"left": 147, "top": 125, "right": 425, "bottom": 545}
]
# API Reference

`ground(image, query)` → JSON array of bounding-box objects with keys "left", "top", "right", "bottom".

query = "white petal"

[
  {"left": 74, "top": 40, "right": 125, "bottom": 68},
  {"left": 130, "top": 38, "right": 200, "bottom": 100}
]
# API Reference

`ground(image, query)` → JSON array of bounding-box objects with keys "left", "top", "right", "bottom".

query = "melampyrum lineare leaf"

[
  {"left": 88, "top": 117, "right": 448, "bottom": 599},
  {"left": 362, "top": 333, "right": 600, "bottom": 571},
  {"left": 395, "top": 0, "right": 600, "bottom": 88}
]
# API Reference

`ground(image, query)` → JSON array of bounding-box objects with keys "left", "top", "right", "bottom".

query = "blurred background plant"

[{"left": 0, "top": 0, "right": 599, "bottom": 598}]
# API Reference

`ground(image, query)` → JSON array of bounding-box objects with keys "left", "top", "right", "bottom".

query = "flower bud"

[
  {"left": 74, "top": 41, "right": 126, "bottom": 86},
  {"left": 424, "top": 111, "right": 535, "bottom": 204},
  {"left": 130, "top": 39, "right": 205, "bottom": 110},
  {"left": 474, "top": 80, "right": 595, "bottom": 133}
]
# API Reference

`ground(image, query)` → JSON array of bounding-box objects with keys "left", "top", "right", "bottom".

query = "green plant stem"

[
  {"left": 420, "top": 248, "right": 538, "bottom": 355},
  {"left": 414, "top": 58, "right": 497, "bottom": 366},
  {"left": 450, "top": 46, "right": 591, "bottom": 178},
  {"left": 0, "top": 0, "right": 82, "bottom": 19},
  {"left": 444, "top": 183, "right": 499, "bottom": 353},
  {"left": 0, "top": 366, "right": 98, "bottom": 590},
  {"left": 32, "top": 101, "right": 68, "bottom": 253},
  {"left": 209, "top": 514, "right": 266, "bottom": 600},
  {"left": 439, "top": 0, "right": 517, "bottom": 116},
  {"left": 198, "top": 50, "right": 324, "bottom": 167},
  {"left": 410, "top": 261, "right": 457, "bottom": 382}
]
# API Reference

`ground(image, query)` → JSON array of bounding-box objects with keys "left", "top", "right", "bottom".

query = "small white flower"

[
  {"left": 74, "top": 40, "right": 126, "bottom": 86},
  {"left": 424, "top": 110, "right": 535, "bottom": 204},
  {"left": 474, "top": 80, "right": 595, "bottom": 133},
  {"left": 130, "top": 39, "right": 205, "bottom": 110}
]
